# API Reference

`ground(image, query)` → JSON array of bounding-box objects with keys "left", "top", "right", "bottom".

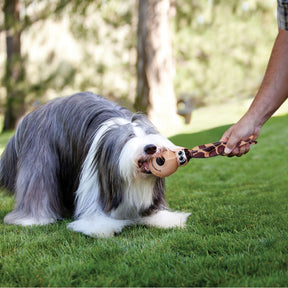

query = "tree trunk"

[
  {"left": 135, "top": 0, "right": 180, "bottom": 132},
  {"left": 3, "top": 0, "right": 26, "bottom": 131}
]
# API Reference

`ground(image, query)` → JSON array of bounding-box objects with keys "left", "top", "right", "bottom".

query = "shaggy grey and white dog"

[{"left": 0, "top": 92, "right": 190, "bottom": 237}]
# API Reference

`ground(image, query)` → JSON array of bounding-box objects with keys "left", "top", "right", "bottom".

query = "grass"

[{"left": 0, "top": 114, "right": 288, "bottom": 287}]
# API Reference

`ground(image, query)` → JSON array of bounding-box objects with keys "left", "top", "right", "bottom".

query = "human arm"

[{"left": 221, "top": 28, "right": 288, "bottom": 156}]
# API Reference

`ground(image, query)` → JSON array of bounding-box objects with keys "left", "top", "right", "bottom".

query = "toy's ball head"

[{"left": 148, "top": 149, "right": 188, "bottom": 178}]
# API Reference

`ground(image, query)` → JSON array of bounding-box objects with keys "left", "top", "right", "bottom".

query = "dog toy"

[{"left": 148, "top": 138, "right": 257, "bottom": 178}]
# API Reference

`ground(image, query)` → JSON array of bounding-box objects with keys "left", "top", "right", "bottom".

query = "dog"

[{"left": 0, "top": 92, "right": 190, "bottom": 237}]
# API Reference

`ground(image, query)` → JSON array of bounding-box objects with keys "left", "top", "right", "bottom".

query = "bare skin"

[{"left": 221, "top": 28, "right": 288, "bottom": 156}]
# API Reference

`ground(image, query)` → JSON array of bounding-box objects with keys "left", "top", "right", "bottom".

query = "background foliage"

[
  {"left": 0, "top": 0, "right": 277, "bottom": 113},
  {"left": 173, "top": 0, "right": 277, "bottom": 105}
]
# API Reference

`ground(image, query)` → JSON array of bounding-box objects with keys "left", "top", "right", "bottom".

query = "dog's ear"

[{"left": 93, "top": 126, "right": 130, "bottom": 212}]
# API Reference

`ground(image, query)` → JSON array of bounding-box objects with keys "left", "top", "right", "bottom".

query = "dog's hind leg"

[{"left": 4, "top": 152, "right": 62, "bottom": 226}]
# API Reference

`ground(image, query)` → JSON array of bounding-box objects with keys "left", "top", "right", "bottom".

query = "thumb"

[{"left": 224, "top": 133, "right": 241, "bottom": 154}]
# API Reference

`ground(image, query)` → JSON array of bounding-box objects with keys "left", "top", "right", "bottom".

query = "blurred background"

[{"left": 1, "top": 0, "right": 285, "bottom": 136}]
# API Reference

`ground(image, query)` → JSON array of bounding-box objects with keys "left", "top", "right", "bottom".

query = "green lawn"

[{"left": 0, "top": 115, "right": 287, "bottom": 287}]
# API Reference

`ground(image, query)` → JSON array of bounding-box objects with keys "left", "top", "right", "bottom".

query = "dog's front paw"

[
  {"left": 139, "top": 210, "right": 191, "bottom": 228},
  {"left": 67, "top": 215, "right": 133, "bottom": 238},
  {"left": 67, "top": 220, "right": 114, "bottom": 237}
]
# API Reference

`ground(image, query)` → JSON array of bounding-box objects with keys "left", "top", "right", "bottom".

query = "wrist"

[
  {"left": 244, "top": 110, "right": 264, "bottom": 128},
  {"left": 242, "top": 109, "right": 263, "bottom": 128},
  {"left": 236, "top": 110, "right": 263, "bottom": 140}
]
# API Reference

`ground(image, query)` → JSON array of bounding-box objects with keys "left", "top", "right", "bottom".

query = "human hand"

[{"left": 220, "top": 115, "right": 261, "bottom": 157}]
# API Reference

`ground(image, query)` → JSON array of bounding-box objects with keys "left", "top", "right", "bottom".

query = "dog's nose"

[{"left": 144, "top": 144, "right": 157, "bottom": 155}]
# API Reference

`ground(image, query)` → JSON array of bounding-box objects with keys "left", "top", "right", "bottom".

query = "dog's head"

[
  {"left": 94, "top": 115, "right": 176, "bottom": 180},
  {"left": 119, "top": 115, "right": 177, "bottom": 181},
  {"left": 119, "top": 131, "right": 176, "bottom": 180}
]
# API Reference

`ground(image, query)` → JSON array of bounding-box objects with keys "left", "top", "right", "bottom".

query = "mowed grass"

[{"left": 0, "top": 115, "right": 287, "bottom": 287}]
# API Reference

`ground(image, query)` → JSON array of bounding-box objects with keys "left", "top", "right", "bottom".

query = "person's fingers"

[
  {"left": 224, "top": 132, "right": 242, "bottom": 154},
  {"left": 236, "top": 143, "right": 251, "bottom": 157},
  {"left": 226, "top": 141, "right": 253, "bottom": 157},
  {"left": 225, "top": 146, "right": 238, "bottom": 157},
  {"left": 243, "top": 143, "right": 251, "bottom": 154},
  {"left": 220, "top": 117, "right": 261, "bottom": 157},
  {"left": 220, "top": 127, "right": 237, "bottom": 154}
]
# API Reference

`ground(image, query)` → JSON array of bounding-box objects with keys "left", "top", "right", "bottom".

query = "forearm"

[
  {"left": 221, "top": 28, "right": 288, "bottom": 156},
  {"left": 245, "top": 28, "right": 288, "bottom": 127}
]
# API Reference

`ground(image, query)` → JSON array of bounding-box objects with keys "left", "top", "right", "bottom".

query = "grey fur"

[{"left": 0, "top": 92, "right": 166, "bottom": 225}]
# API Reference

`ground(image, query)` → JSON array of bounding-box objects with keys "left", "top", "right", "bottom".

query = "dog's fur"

[{"left": 0, "top": 92, "right": 190, "bottom": 237}]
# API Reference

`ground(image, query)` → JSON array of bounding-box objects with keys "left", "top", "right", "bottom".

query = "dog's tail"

[{"left": 0, "top": 136, "right": 17, "bottom": 194}]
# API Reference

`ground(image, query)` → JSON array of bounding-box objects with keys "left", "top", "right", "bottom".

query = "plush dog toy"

[{"left": 149, "top": 138, "right": 257, "bottom": 178}]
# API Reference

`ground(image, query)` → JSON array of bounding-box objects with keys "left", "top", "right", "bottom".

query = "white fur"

[
  {"left": 67, "top": 210, "right": 191, "bottom": 238},
  {"left": 4, "top": 215, "right": 56, "bottom": 226},
  {"left": 67, "top": 213, "right": 133, "bottom": 238},
  {"left": 138, "top": 210, "right": 191, "bottom": 228}
]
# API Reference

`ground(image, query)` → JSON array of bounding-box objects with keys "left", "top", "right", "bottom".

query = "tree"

[
  {"left": 1, "top": 0, "right": 71, "bottom": 132},
  {"left": 3, "top": 0, "right": 25, "bottom": 131},
  {"left": 135, "top": 0, "right": 180, "bottom": 132}
]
